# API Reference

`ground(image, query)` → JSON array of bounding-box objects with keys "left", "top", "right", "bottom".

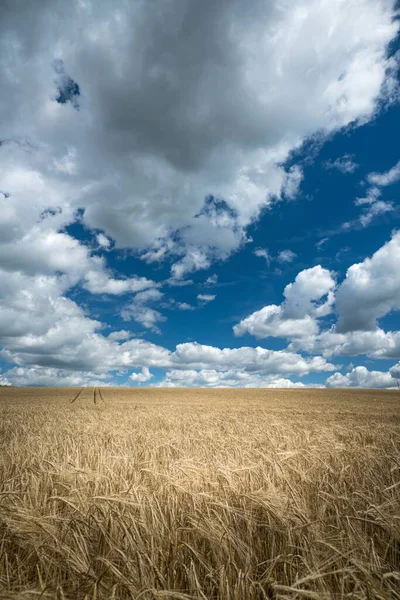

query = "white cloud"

[
  {"left": 176, "top": 302, "right": 196, "bottom": 311},
  {"left": 290, "top": 328, "right": 400, "bottom": 360},
  {"left": 233, "top": 233, "right": 400, "bottom": 373},
  {"left": 255, "top": 248, "right": 296, "bottom": 266},
  {"left": 171, "top": 342, "right": 336, "bottom": 375},
  {"left": 0, "top": 0, "right": 397, "bottom": 280},
  {"left": 358, "top": 200, "right": 394, "bottom": 227},
  {"left": 197, "top": 294, "right": 216, "bottom": 304},
  {"left": 107, "top": 330, "right": 132, "bottom": 341},
  {"left": 83, "top": 267, "right": 157, "bottom": 296},
  {"left": 140, "top": 238, "right": 176, "bottom": 264},
  {"left": 254, "top": 248, "right": 272, "bottom": 266},
  {"left": 165, "top": 278, "right": 194, "bottom": 288},
  {"left": 126, "top": 307, "right": 165, "bottom": 332},
  {"left": 234, "top": 305, "right": 319, "bottom": 340},
  {"left": 0, "top": 326, "right": 337, "bottom": 385},
  {"left": 0, "top": 269, "right": 171, "bottom": 373},
  {"left": 355, "top": 187, "right": 382, "bottom": 206},
  {"left": 205, "top": 274, "right": 218, "bottom": 286},
  {"left": 154, "top": 369, "right": 305, "bottom": 388},
  {"left": 0, "top": 268, "right": 98, "bottom": 344},
  {"left": 275, "top": 266, "right": 336, "bottom": 317},
  {"left": 316, "top": 238, "right": 329, "bottom": 250},
  {"left": 129, "top": 289, "right": 163, "bottom": 305},
  {"left": 286, "top": 233, "right": 400, "bottom": 358},
  {"left": 326, "top": 366, "right": 395, "bottom": 388},
  {"left": 1, "top": 331, "right": 172, "bottom": 375},
  {"left": 122, "top": 289, "right": 166, "bottom": 333},
  {"left": 390, "top": 362, "right": 400, "bottom": 380},
  {"left": 130, "top": 367, "right": 153, "bottom": 383},
  {"left": 335, "top": 231, "right": 400, "bottom": 332},
  {"left": 277, "top": 249, "right": 297, "bottom": 263},
  {"left": 171, "top": 249, "right": 211, "bottom": 280},
  {"left": 324, "top": 154, "right": 358, "bottom": 174},
  {"left": 349, "top": 159, "right": 400, "bottom": 229},
  {"left": 0, "top": 210, "right": 157, "bottom": 297},
  {"left": 350, "top": 183, "right": 394, "bottom": 230},
  {"left": 2, "top": 256, "right": 336, "bottom": 384},
  {"left": 96, "top": 233, "right": 111, "bottom": 249},
  {"left": 234, "top": 265, "right": 336, "bottom": 339},
  {"left": 368, "top": 160, "right": 400, "bottom": 187},
  {"left": 236, "top": 233, "right": 400, "bottom": 368},
  {"left": 162, "top": 298, "right": 196, "bottom": 311},
  {"left": 4, "top": 367, "right": 110, "bottom": 387},
  {"left": 282, "top": 166, "right": 303, "bottom": 199}
]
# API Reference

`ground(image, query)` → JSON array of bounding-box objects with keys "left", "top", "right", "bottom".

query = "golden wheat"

[{"left": 0, "top": 387, "right": 399, "bottom": 599}]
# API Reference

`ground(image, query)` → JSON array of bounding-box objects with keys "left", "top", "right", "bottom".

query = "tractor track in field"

[
  {"left": 94, "top": 387, "right": 106, "bottom": 404},
  {"left": 70, "top": 388, "right": 84, "bottom": 403},
  {"left": 69, "top": 387, "right": 105, "bottom": 404}
]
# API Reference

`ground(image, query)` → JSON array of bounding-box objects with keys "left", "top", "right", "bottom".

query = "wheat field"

[{"left": 0, "top": 387, "right": 399, "bottom": 600}]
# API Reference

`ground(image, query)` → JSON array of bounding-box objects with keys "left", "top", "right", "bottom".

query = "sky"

[{"left": 1, "top": 0, "right": 400, "bottom": 389}]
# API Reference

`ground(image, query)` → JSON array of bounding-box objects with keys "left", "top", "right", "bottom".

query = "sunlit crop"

[{"left": 0, "top": 387, "right": 399, "bottom": 599}]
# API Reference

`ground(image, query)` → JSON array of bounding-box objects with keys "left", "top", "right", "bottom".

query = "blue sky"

[{"left": 0, "top": 0, "right": 400, "bottom": 388}]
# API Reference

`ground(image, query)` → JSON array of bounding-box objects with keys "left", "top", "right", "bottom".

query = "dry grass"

[{"left": 0, "top": 387, "right": 399, "bottom": 600}]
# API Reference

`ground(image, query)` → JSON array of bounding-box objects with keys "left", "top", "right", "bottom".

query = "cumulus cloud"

[
  {"left": 390, "top": 362, "right": 400, "bottom": 380},
  {"left": 0, "top": 0, "right": 397, "bottom": 279},
  {"left": 335, "top": 231, "right": 400, "bottom": 332},
  {"left": 234, "top": 265, "right": 336, "bottom": 339},
  {"left": 130, "top": 367, "right": 153, "bottom": 383},
  {"left": 0, "top": 271, "right": 171, "bottom": 374},
  {"left": 0, "top": 331, "right": 337, "bottom": 386},
  {"left": 107, "top": 330, "right": 132, "bottom": 341},
  {"left": 171, "top": 249, "right": 212, "bottom": 280},
  {"left": 0, "top": 204, "right": 157, "bottom": 296},
  {"left": 1, "top": 333, "right": 172, "bottom": 376},
  {"left": 83, "top": 267, "right": 157, "bottom": 296},
  {"left": 96, "top": 233, "right": 111, "bottom": 249},
  {"left": 290, "top": 328, "right": 400, "bottom": 360},
  {"left": 3, "top": 367, "right": 110, "bottom": 388},
  {"left": 286, "top": 233, "right": 400, "bottom": 359},
  {"left": 154, "top": 369, "right": 305, "bottom": 388},
  {"left": 0, "top": 269, "right": 98, "bottom": 344},
  {"left": 121, "top": 289, "right": 166, "bottom": 333},
  {"left": 234, "top": 305, "right": 319, "bottom": 340},
  {"left": 171, "top": 343, "right": 336, "bottom": 375},
  {"left": 281, "top": 166, "right": 303, "bottom": 200},
  {"left": 326, "top": 366, "right": 395, "bottom": 388},
  {"left": 236, "top": 231, "right": 400, "bottom": 367}
]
